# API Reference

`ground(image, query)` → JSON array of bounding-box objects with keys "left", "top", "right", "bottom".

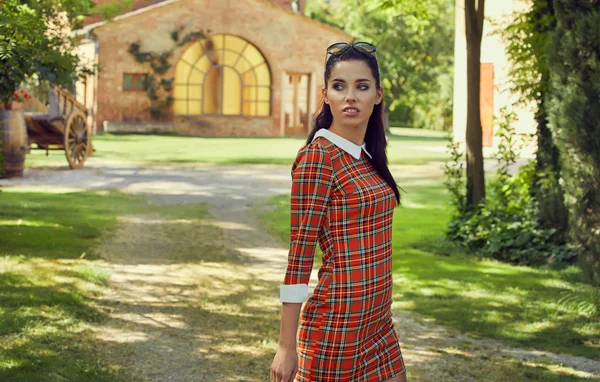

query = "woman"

[{"left": 270, "top": 42, "right": 407, "bottom": 382}]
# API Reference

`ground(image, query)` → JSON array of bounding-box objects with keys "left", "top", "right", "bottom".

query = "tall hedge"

[
  {"left": 501, "top": 0, "right": 569, "bottom": 238},
  {"left": 547, "top": 0, "right": 600, "bottom": 285}
]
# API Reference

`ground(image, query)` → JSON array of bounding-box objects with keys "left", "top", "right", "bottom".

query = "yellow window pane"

[
  {"left": 187, "top": 84, "right": 203, "bottom": 100},
  {"left": 175, "top": 61, "right": 192, "bottom": 84},
  {"left": 188, "top": 69, "right": 204, "bottom": 85},
  {"left": 243, "top": 71, "right": 257, "bottom": 87},
  {"left": 180, "top": 42, "right": 204, "bottom": 65},
  {"left": 243, "top": 44, "right": 265, "bottom": 67},
  {"left": 173, "top": 84, "right": 188, "bottom": 100},
  {"left": 194, "top": 55, "right": 212, "bottom": 75},
  {"left": 175, "top": 34, "right": 270, "bottom": 116},
  {"left": 223, "top": 67, "right": 241, "bottom": 115},
  {"left": 257, "top": 87, "right": 270, "bottom": 101},
  {"left": 255, "top": 63, "right": 270, "bottom": 86},
  {"left": 223, "top": 50, "right": 239, "bottom": 67},
  {"left": 188, "top": 101, "right": 202, "bottom": 115},
  {"left": 243, "top": 101, "right": 257, "bottom": 116},
  {"left": 173, "top": 99, "right": 185, "bottom": 114},
  {"left": 235, "top": 55, "right": 253, "bottom": 74},
  {"left": 257, "top": 102, "right": 270, "bottom": 116},
  {"left": 204, "top": 68, "right": 221, "bottom": 114},
  {"left": 224, "top": 35, "right": 246, "bottom": 53},
  {"left": 243, "top": 87, "right": 254, "bottom": 102}
]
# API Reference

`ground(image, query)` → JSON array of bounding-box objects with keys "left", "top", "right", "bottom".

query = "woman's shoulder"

[
  {"left": 292, "top": 137, "right": 337, "bottom": 172},
  {"left": 296, "top": 136, "right": 337, "bottom": 160}
]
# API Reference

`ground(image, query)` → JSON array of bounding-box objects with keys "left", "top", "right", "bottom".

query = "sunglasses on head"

[{"left": 326, "top": 42, "right": 377, "bottom": 57}]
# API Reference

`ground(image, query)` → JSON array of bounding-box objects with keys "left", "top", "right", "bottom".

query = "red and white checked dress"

[{"left": 282, "top": 130, "right": 406, "bottom": 381}]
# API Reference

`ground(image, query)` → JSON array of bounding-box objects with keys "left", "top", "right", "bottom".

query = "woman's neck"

[{"left": 328, "top": 121, "right": 367, "bottom": 146}]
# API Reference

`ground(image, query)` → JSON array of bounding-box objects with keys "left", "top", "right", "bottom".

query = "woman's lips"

[{"left": 342, "top": 106, "right": 360, "bottom": 117}]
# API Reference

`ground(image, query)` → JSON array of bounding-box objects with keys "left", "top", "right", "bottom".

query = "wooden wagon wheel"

[{"left": 64, "top": 110, "right": 91, "bottom": 169}]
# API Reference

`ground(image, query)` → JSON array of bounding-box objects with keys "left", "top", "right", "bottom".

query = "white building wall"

[
  {"left": 453, "top": 0, "right": 537, "bottom": 158},
  {"left": 74, "top": 39, "right": 99, "bottom": 134}
]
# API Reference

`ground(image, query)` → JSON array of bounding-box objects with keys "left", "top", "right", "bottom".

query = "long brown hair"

[{"left": 307, "top": 48, "right": 401, "bottom": 204}]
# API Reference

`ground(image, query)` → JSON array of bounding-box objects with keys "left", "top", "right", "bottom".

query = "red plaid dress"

[{"left": 282, "top": 132, "right": 406, "bottom": 381}]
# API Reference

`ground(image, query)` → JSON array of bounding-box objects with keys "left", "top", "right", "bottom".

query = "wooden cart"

[{"left": 24, "top": 86, "right": 92, "bottom": 169}]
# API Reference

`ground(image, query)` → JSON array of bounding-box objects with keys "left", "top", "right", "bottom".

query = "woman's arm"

[
  {"left": 270, "top": 303, "right": 302, "bottom": 381},
  {"left": 271, "top": 143, "right": 334, "bottom": 381},
  {"left": 278, "top": 302, "right": 302, "bottom": 349}
]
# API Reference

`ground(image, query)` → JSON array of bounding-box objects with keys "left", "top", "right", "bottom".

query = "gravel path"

[{"left": 2, "top": 160, "right": 598, "bottom": 381}]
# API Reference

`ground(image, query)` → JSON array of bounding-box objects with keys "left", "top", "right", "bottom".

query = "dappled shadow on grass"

[
  {"left": 392, "top": 247, "right": 600, "bottom": 360},
  {"left": 0, "top": 261, "right": 134, "bottom": 382},
  {"left": 400, "top": 335, "right": 597, "bottom": 380},
  {"left": 92, "top": 265, "right": 280, "bottom": 381},
  {"left": 0, "top": 191, "right": 283, "bottom": 380},
  {"left": 94, "top": 204, "right": 250, "bottom": 266},
  {"left": 87, "top": 200, "right": 283, "bottom": 381},
  {"left": 393, "top": 182, "right": 599, "bottom": 360},
  {"left": 0, "top": 190, "right": 148, "bottom": 260},
  {"left": 395, "top": 307, "right": 597, "bottom": 381},
  {"left": 0, "top": 332, "right": 128, "bottom": 382},
  {"left": 0, "top": 188, "right": 273, "bottom": 265}
]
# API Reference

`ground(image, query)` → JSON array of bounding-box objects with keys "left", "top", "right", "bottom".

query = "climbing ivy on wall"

[{"left": 128, "top": 27, "right": 208, "bottom": 119}]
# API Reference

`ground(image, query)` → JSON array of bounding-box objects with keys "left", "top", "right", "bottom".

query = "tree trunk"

[{"left": 465, "top": 0, "right": 486, "bottom": 205}]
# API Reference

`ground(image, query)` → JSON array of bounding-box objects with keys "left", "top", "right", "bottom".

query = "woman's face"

[{"left": 323, "top": 59, "right": 383, "bottom": 130}]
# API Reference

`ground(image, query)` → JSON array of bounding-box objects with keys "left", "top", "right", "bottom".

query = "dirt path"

[{"left": 2, "top": 161, "right": 598, "bottom": 381}]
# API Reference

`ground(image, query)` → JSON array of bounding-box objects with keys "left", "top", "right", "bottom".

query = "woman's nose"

[{"left": 345, "top": 89, "right": 357, "bottom": 102}]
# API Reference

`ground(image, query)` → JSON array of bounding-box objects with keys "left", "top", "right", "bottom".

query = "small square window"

[
  {"left": 123, "top": 73, "right": 146, "bottom": 91},
  {"left": 123, "top": 74, "right": 134, "bottom": 90},
  {"left": 135, "top": 75, "right": 146, "bottom": 90}
]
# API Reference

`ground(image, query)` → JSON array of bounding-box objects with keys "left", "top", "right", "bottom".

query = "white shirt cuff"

[{"left": 280, "top": 284, "right": 308, "bottom": 303}]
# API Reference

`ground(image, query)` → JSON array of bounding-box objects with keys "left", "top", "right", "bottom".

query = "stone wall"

[
  {"left": 174, "top": 116, "right": 272, "bottom": 137},
  {"left": 104, "top": 121, "right": 175, "bottom": 134}
]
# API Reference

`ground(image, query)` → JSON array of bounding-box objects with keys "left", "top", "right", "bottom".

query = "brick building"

[{"left": 74, "top": 0, "right": 350, "bottom": 136}]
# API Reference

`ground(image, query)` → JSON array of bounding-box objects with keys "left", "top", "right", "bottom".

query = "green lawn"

[
  {"left": 25, "top": 128, "right": 450, "bottom": 168},
  {"left": 0, "top": 189, "right": 153, "bottom": 381},
  {"left": 9, "top": 126, "right": 598, "bottom": 379},
  {"left": 255, "top": 177, "right": 600, "bottom": 361}
]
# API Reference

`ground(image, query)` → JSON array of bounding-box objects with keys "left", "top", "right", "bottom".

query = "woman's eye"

[
  {"left": 358, "top": 84, "right": 369, "bottom": 90},
  {"left": 333, "top": 84, "right": 344, "bottom": 90}
]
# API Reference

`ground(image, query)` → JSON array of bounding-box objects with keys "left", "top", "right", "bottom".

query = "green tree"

[
  {"left": 0, "top": 0, "right": 99, "bottom": 104},
  {"left": 0, "top": 1, "right": 135, "bottom": 176},
  {"left": 547, "top": 0, "right": 600, "bottom": 285},
  {"left": 305, "top": 0, "right": 455, "bottom": 130},
  {"left": 500, "top": 0, "right": 569, "bottom": 237},
  {"left": 0, "top": 0, "right": 138, "bottom": 104}
]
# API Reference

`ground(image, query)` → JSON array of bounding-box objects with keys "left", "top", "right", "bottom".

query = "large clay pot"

[{"left": 1, "top": 102, "right": 28, "bottom": 178}]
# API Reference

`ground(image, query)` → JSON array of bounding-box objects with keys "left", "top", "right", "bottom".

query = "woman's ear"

[
  {"left": 322, "top": 86, "right": 328, "bottom": 104},
  {"left": 375, "top": 87, "right": 383, "bottom": 105}
]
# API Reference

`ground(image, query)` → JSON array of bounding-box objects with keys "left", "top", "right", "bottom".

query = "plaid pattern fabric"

[{"left": 283, "top": 137, "right": 406, "bottom": 381}]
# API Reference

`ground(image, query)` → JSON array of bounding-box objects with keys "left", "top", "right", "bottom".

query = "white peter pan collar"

[{"left": 312, "top": 129, "right": 372, "bottom": 160}]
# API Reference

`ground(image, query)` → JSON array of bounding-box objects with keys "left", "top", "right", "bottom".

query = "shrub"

[{"left": 445, "top": 108, "right": 578, "bottom": 266}]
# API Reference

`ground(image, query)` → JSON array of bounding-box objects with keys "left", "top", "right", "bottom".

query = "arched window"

[{"left": 173, "top": 34, "right": 271, "bottom": 116}]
